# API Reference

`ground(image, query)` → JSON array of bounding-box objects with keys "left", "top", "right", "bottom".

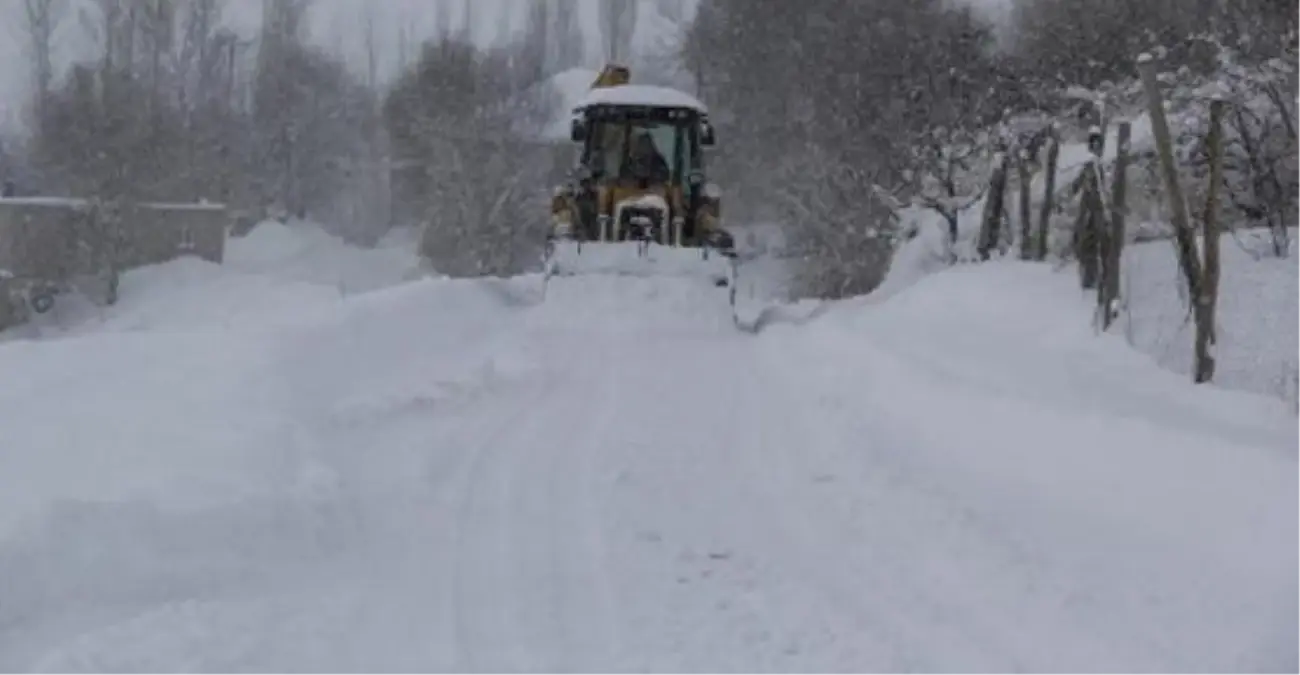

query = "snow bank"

[
  {"left": 0, "top": 316, "right": 350, "bottom": 670},
  {"left": 1, "top": 211, "right": 1293, "bottom": 670},
  {"left": 8, "top": 220, "right": 423, "bottom": 338},
  {"left": 760, "top": 260, "right": 1297, "bottom": 671},
  {"left": 878, "top": 115, "right": 1292, "bottom": 401},
  {"left": 0, "top": 330, "right": 288, "bottom": 541},
  {"left": 277, "top": 274, "right": 543, "bottom": 430},
  {"left": 874, "top": 203, "right": 971, "bottom": 299},
  {"left": 0, "top": 269, "right": 539, "bottom": 669},
  {"left": 0, "top": 222, "right": 491, "bottom": 675},
  {"left": 1121, "top": 229, "right": 1298, "bottom": 400},
  {"left": 828, "top": 260, "right": 1294, "bottom": 434},
  {"left": 884, "top": 225, "right": 1298, "bottom": 402},
  {"left": 733, "top": 229, "right": 795, "bottom": 305},
  {"left": 227, "top": 219, "right": 422, "bottom": 294}
]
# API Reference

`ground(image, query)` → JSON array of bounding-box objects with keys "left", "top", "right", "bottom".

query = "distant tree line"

[
  {"left": 13, "top": 0, "right": 385, "bottom": 243},
  {"left": 8, "top": 0, "right": 1289, "bottom": 287}
]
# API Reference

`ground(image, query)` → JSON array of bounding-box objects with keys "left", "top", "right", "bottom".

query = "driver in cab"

[{"left": 624, "top": 130, "right": 670, "bottom": 184}]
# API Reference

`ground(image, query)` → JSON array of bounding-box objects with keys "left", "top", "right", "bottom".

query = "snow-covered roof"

[
  {"left": 0, "top": 196, "right": 227, "bottom": 210},
  {"left": 0, "top": 196, "right": 87, "bottom": 208},
  {"left": 575, "top": 85, "right": 708, "bottom": 114}
]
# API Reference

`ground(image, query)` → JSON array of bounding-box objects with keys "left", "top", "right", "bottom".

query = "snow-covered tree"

[
  {"left": 1171, "top": 37, "right": 1298, "bottom": 256},
  {"left": 685, "top": 0, "right": 1010, "bottom": 297},
  {"left": 383, "top": 35, "right": 557, "bottom": 277}
]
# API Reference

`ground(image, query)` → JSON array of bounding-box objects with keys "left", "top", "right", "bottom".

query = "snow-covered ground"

[
  {"left": 4, "top": 219, "right": 423, "bottom": 339},
  {"left": 0, "top": 222, "right": 1294, "bottom": 672},
  {"left": 1122, "top": 228, "right": 1298, "bottom": 401}
]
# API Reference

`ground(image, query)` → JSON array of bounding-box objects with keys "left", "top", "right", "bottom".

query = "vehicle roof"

[{"left": 574, "top": 84, "right": 708, "bottom": 114}]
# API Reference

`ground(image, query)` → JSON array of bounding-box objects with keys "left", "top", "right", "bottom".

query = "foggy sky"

[{"left": 0, "top": 0, "right": 1011, "bottom": 136}]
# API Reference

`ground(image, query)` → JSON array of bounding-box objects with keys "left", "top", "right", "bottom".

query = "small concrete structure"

[
  {"left": 0, "top": 197, "right": 228, "bottom": 328},
  {"left": 0, "top": 197, "right": 228, "bottom": 279}
]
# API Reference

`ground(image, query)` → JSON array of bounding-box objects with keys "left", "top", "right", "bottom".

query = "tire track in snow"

[
  {"left": 709, "top": 344, "right": 930, "bottom": 669},
  {"left": 620, "top": 333, "right": 1112, "bottom": 670},
  {"left": 750, "top": 330, "right": 1209, "bottom": 670},
  {"left": 445, "top": 375, "right": 564, "bottom": 671},
  {"left": 445, "top": 323, "right": 622, "bottom": 671},
  {"left": 536, "top": 335, "right": 623, "bottom": 670},
  {"left": 737, "top": 360, "right": 1023, "bottom": 670},
  {"left": 589, "top": 337, "right": 908, "bottom": 670}
]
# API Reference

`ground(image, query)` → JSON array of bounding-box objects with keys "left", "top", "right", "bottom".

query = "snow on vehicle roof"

[{"left": 575, "top": 84, "right": 708, "bottom": 114}]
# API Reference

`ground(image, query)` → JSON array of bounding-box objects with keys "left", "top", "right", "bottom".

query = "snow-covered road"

[{"left": 0, "top": 233, "right": 1294, "bottom": 672}]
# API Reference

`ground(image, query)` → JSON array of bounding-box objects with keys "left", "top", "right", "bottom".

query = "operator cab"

[
  {"left": 570, "top": 93, "right": 715, "bottom": 188},
  {"left": 565, "top": 84, "right": 719, "bottom": 245}
]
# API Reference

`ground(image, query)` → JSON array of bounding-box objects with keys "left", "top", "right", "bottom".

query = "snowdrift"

[
  {"left": 878, "top": 111, "right": 1295, "bottom": 403},
  {"left": 0, "top": 270, "right": 545, "bottom": 670},
  {"left": 1121, "top": 228, "right": 1298, "bottom": 400},
  {"left": 759, "top": 260, "right": 1297, "bottom": 670},
  {"left": 227, "top": 219, "right": 422, "bottom": 293},
  {"left": 0, "top": 217, "right": 1293, "bottom": 671},
  {"left": 6, "top": 219, "right": 423, "bottom": 338}
]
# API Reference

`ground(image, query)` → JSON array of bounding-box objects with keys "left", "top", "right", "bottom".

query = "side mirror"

[
  {"left": 700, "top": 122, "right": 716, "bottom": 148},
  {"left": 570, "top": 118, "right": 587, "bottom": 143},
  {"left": 703, "top": 182, "right": 722, "bottom": 201}
]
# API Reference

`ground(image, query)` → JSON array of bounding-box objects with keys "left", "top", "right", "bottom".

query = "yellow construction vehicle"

[{"left": 544, "top": 64, "right": 736, "bottom": 292}]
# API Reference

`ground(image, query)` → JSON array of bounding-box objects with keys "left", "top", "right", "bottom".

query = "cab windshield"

[{"left": 587, "top": 118, "right": 689, "bottom": 184}]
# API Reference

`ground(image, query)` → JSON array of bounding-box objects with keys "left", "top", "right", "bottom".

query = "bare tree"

[
  {"left": 908, "top": 128, "right": 990, "bottom": 259},
  {"left": 23, "top": 0, "right": 63, "bottom": 123},
  {"left": 551, "top": 0, "right": 584, "bottom": 71},
  {"left": 598, "top": 0, "right": 638, "bottom": 63},
  {"left": 686, "top": 0, "right": 1013, "bottom": 296},
  {"left": 518, "top": 0, "right": 550, "bottom": 86}
]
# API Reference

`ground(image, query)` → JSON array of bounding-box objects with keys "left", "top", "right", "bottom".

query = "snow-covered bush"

[
  {"left": 1167, "top": 38, "right": 1298, "bottom": 256},
  {"left": 773, "top": 147, "right": 901, "bottom": 299},
  {"left": 384, "top": 37, "right": 559, "bottom": 278},
  {"left": 905, "top": 126, "right": 995, "bottom": 257}
]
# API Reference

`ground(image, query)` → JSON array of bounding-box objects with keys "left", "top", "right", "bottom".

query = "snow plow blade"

[
  {"left": 543, "top": 240, "right": 737, "bottom": 289},
  {"left": 540, "top": 239, "right": 801, "bottom": 335}
]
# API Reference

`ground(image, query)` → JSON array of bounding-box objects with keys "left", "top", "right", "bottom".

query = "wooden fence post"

[
  {"left": 1077, "top": 160, "right": 1105, "bottom": 290},
  {"left": 1100, "top": 122, "right": 1131, "bottom": 330},
  {"left": 1139, "top": 53, "right": 1212, "bottom": 383},
  {"left": 1138, "top": 54, "right": 1202, "bottom": 285},
  {"left": 977, "top": 150, "right": 1009, "bottom": 260},
  {"left": 1144, "top": 52, "right": 1222, "bottom": 379},
  {"left": 1036, "top": 130, "right": 1059, "bottom": 261},
  {"left": 1196, "top": 99, "right": 1225, "bottom": 383},
  {"left": 1018, "top": 147, "right": 1033, "bottom": 260}
]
